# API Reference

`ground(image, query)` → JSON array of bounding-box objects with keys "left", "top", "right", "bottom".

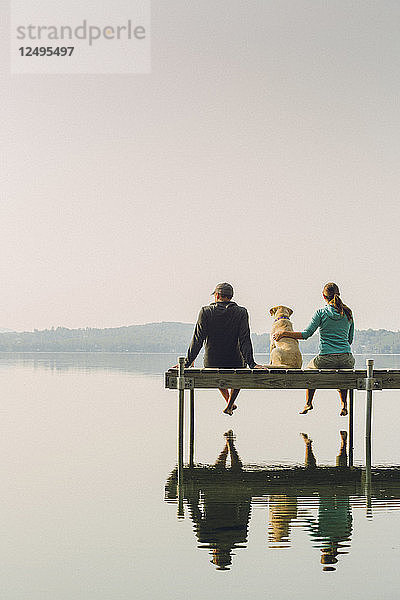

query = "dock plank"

[{"left": 165, "top": 368, "right": 400, "bottom": 390}]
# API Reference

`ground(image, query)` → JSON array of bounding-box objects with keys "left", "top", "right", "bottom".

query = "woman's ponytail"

[{"left": 323, "top": 283, "right": 353, "bottom": 321}]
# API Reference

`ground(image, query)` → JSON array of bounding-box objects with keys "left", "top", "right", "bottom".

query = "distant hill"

[
  {"left": 0, "top": 322, "right": 195, "bottom": 353},
  {"left": 0, "top": 322, "right": 398, "bottom": 353}
]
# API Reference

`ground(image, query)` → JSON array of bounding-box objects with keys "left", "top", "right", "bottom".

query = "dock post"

[
  {"left": 177, "top": 479, "right": 184, "bottom": 519},
  {"left": 348, "top": 389, "right": 354, "bottom": 467},
  {"left": 365, "top": 359, "right": 373, "bottom": 513},
  {"left": 177, "top": 357, "right": 185, "bottom": 489},
  {"left": 189, "top": 389, "right": 195, "bottom": 467},
  {"left": 365, "top": 359, "right": 374, "bottom": 462}
]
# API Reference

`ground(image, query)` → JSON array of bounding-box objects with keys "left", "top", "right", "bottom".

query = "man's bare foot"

[
  {"left": 300, "top": 405, "right": 313, "bottom": 414},
  {"left": 340, "top": 407, "right": 348, "bottom": 416}
]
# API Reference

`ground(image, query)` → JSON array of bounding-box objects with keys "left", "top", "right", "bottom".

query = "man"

[{"left": 183, "top": 282, "right": 262, "bottom": 415}]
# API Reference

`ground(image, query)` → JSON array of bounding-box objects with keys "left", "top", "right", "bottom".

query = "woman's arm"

[
  {"left": 273, "top": 331, "right": 303, "bottom": 341},
  {"left": 273, "top": 310, "right": 322, "bottom": 342},
  {"left": 301, "top": 310, "right": 322, "bottom": 339}
]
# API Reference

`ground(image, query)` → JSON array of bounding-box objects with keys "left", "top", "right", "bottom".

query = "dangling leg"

[
  {"left": 300, "top": 389, "right": 316, "bottom": 414},
  {"left": 223, "top": 389, "right": 240, "bottom": 415},
  {"left": 219, "top": 388, "right": 237, "bottom": 411},
  {"left": 219, "top": 388, "right": 229, "bottom": 402},
  {"left": 338, "top": 389, "right": 348, "bottom": 416}
]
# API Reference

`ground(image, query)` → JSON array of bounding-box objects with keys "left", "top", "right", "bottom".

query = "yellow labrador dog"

[{"left": 269, "top": 305, "right": 302, "bottom": 368}]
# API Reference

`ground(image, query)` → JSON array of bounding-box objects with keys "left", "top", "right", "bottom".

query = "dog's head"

[{"left": 269, "top": 305, "right": 293, "bottom": 318}]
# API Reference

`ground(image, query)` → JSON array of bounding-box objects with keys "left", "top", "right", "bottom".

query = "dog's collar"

[{"left": 274, "top": 316, "right": 290, "bottom": 322}]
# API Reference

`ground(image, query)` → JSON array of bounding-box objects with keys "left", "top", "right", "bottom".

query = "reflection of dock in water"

[{"left": 165, "top": 432, "right": 400, "bottom": 571}]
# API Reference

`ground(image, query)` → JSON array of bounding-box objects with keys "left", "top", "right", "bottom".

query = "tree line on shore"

[{"left": 0, "top": 322, "right": 398, "bottom": 354}]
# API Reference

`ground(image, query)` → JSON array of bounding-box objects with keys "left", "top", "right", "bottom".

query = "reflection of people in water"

[
  {"left": 313, "top": 495, "right": 352, "bottom": 571},
  {"left": 300, "top": 431, "right": 352, "bottom": 571},
  {"left": 268, "top": 431, "right": 352, "bottom": 568},
  {"left": 301, "top": 430, "right": 348, "bottom": 468},
  {"left": 186, "top": 431, "right": 252, "bottom": 570}
]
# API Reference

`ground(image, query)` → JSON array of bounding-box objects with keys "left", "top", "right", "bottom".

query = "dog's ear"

[{"left": 269, "top": 306, "right": 278, "bottom": 316}]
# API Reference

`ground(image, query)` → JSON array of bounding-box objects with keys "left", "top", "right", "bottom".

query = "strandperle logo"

[
  {"left": 11, "top": 0, "right": 151, "bottom": 74},
  {"left": 16, "top": 20, "right": 147, "bottom": 46}
]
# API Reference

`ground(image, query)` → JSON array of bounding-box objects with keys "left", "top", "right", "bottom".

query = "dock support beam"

[
  {"left": 189, "top": 389, "right": 195, "bottom": 467},
  {"left": 177, "top": 357, "right": 185, "bottom": 488},
  {"left": 348, "top": 389, "right": 354, "bottom": 467},
  {"left": 365, "top": 359, "right": 374, "bottom": 465},
  {"left": 365, "top": 359, "right": 373, "bottom": 513}
]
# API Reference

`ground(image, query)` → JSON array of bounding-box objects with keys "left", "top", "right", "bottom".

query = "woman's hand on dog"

[
  {"left": 273, "top": 331, "right": 302, "bottom": 341},
  {"left": 272, "top": 332, "right": 284, "bottom": 341},
  {"left": 273, "top": 331, "right": 291, "bottom": 341}
]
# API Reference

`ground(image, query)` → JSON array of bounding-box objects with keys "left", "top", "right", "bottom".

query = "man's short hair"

[{"left": 212, "top": 282, "right": 234, "bottom": 299}]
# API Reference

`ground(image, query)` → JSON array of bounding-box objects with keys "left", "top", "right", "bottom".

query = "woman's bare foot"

[
  {"left": 300, "top": 405, "right": 313, "bottom": 414},
  {"left": 340, "top": 407, "right": 348, "bottom": 416}
]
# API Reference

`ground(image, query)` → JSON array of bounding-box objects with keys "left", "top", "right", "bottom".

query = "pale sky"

[{"left": 2, "top": 1, "right": 400, "bottom": 333}]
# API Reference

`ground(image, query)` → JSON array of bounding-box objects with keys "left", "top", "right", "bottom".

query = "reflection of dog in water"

[
  {"left": 268, "top": 495, "right": 298, "bottom": 546},
  {"left": 268, "top": 306, "right": 302, "bottom": 368}
]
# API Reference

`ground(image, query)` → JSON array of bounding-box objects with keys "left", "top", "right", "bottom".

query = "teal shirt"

[{"left": 301, "top": 305, "right": 354, "bottom": 355}]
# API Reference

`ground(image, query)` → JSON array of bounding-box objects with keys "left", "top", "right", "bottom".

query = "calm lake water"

[{"left": 1, "top": 352, "right": 400, "bottom": 599}]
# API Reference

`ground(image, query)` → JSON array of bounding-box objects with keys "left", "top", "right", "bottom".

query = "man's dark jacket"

[{"left": 185, "top": 301, "right": 256, "bottom": 368}]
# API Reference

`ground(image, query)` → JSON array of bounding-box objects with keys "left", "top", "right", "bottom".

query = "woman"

[{"left": 273, "top": 282, "right": 355, "bottom": 416}]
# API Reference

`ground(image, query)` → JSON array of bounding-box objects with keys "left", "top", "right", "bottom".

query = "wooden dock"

[
  {"left": 165, "top": 358, "right": 400, "bottom": 484},
  {"left": 165, "top": 363, "right": 400, "bottom": 391}
]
